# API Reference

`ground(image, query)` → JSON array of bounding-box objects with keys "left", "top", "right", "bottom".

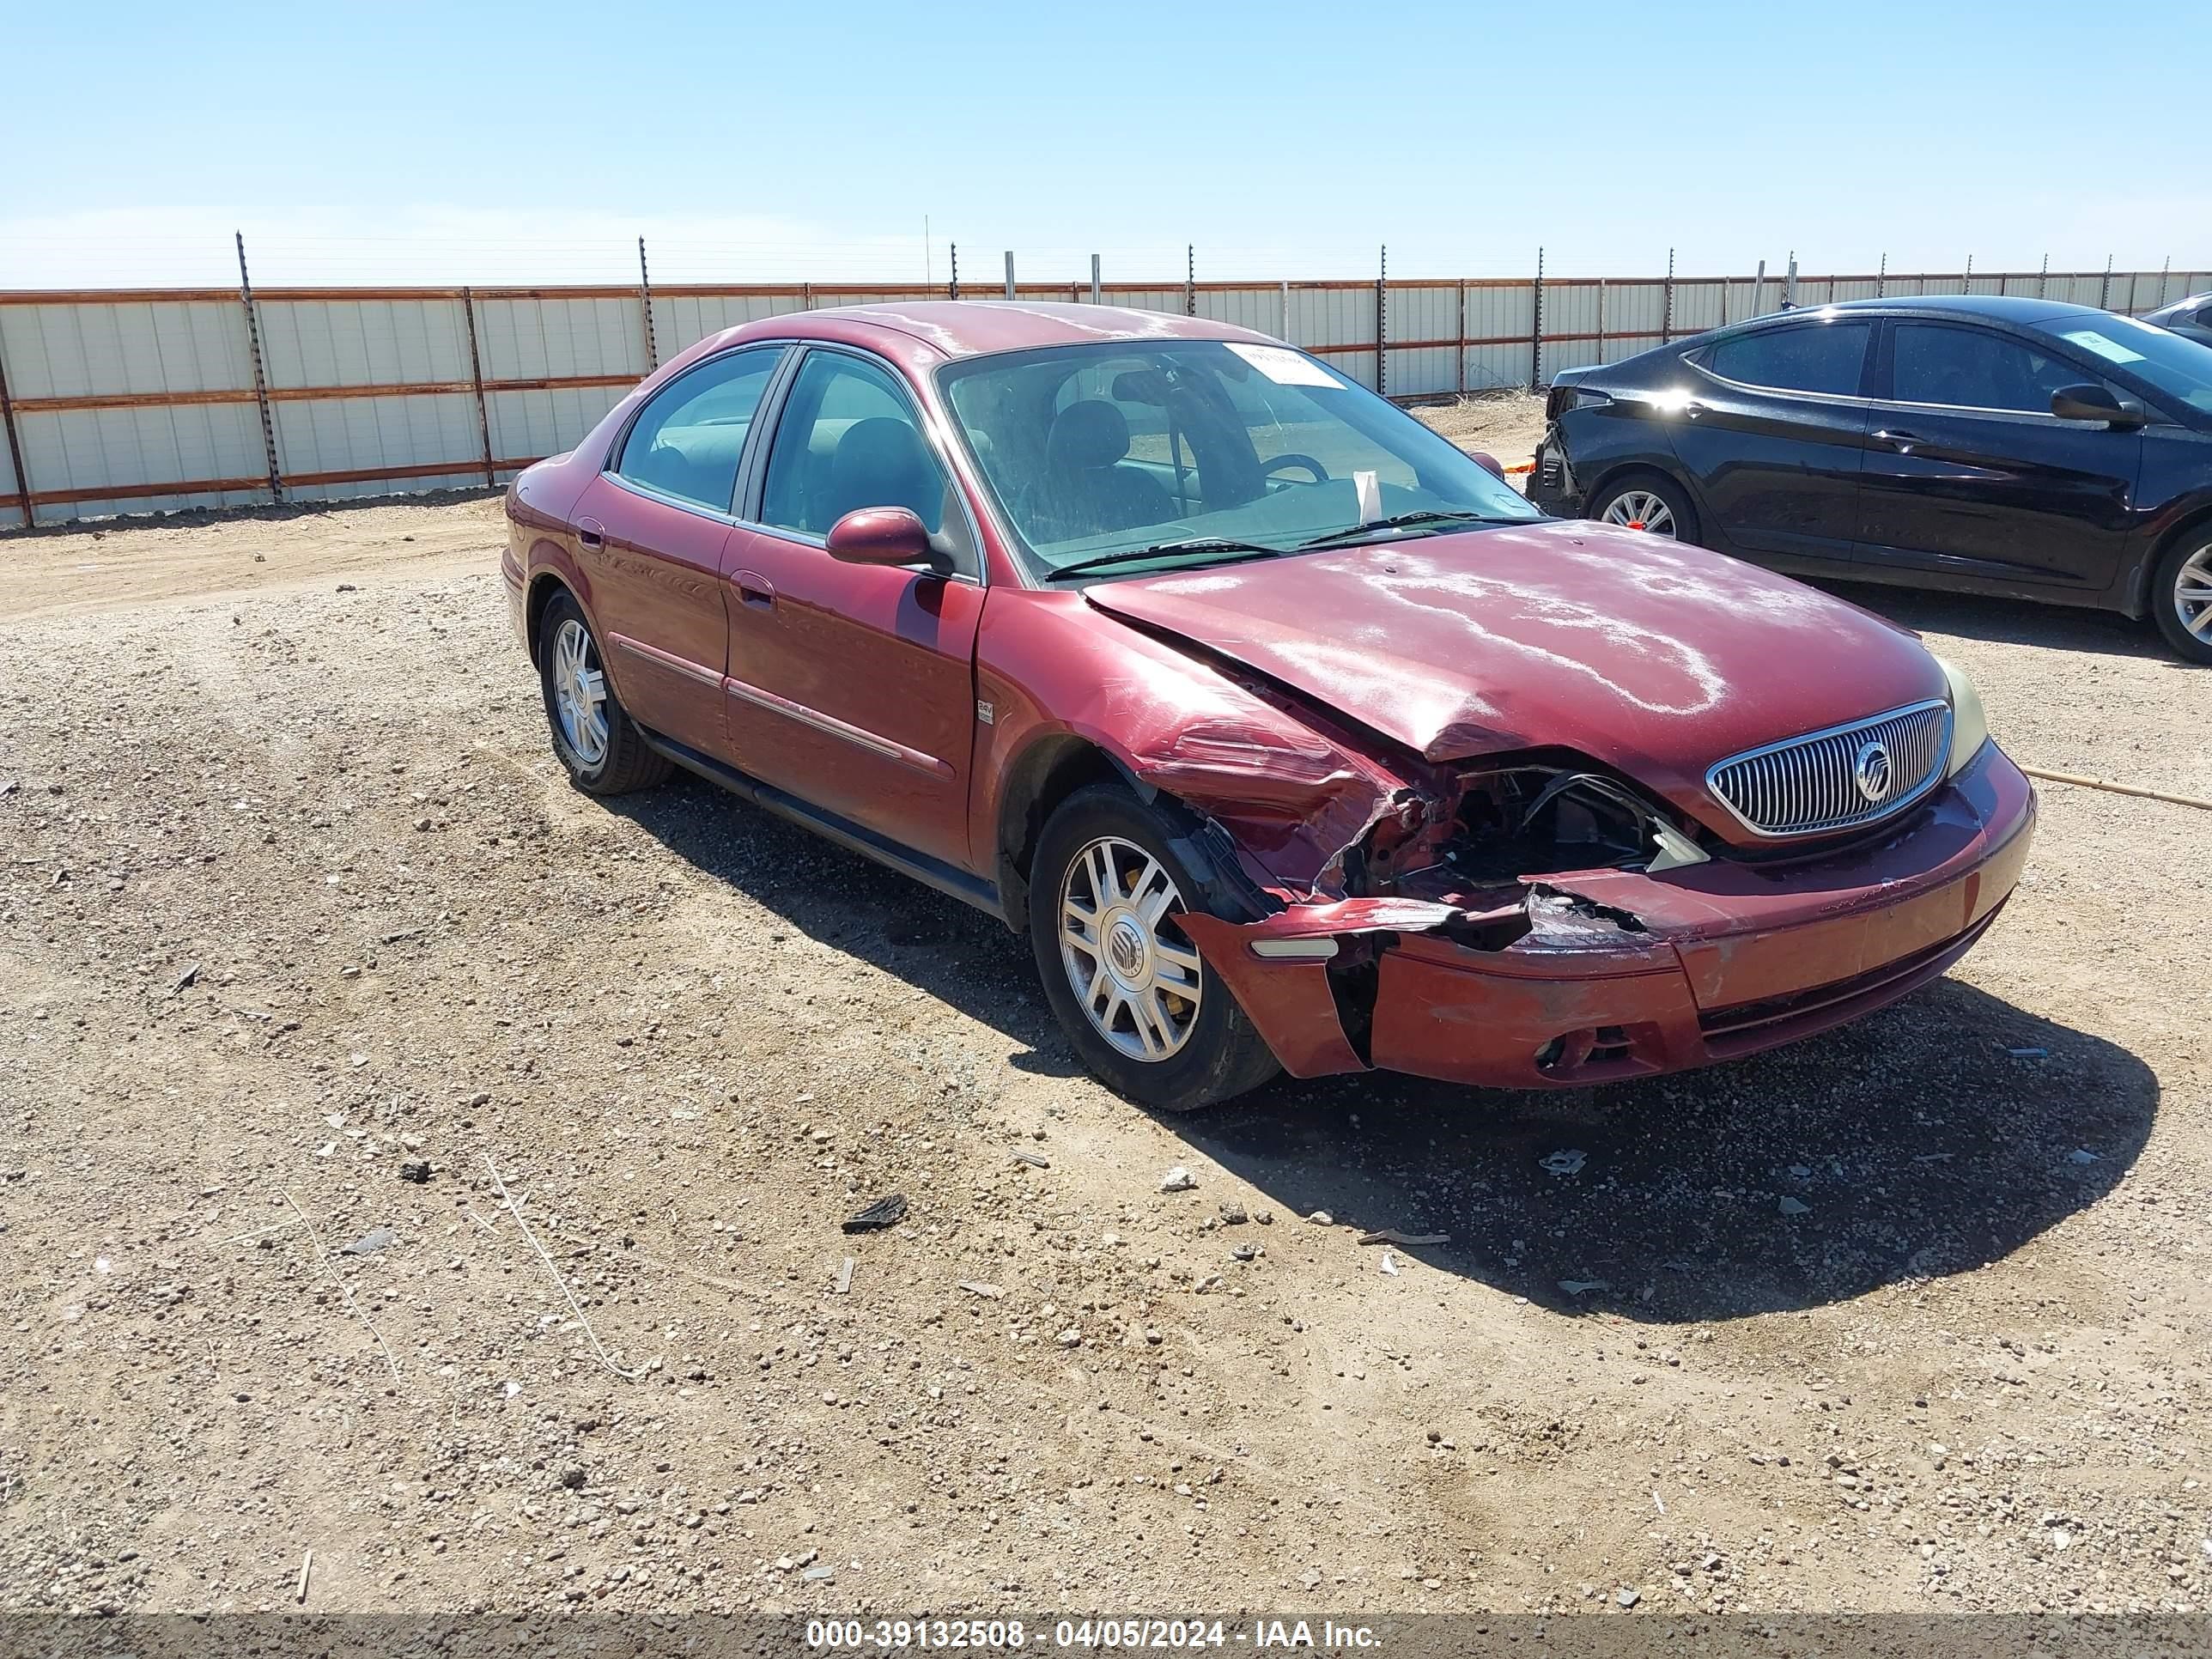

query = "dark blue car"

[{"left": 1528, "top": 295, "right": 2212, "bottom": 662}]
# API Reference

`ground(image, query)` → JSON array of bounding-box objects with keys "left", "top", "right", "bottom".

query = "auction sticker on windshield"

[
  {"left": 2060, "top": 328, "right": 2148, "bottom": 365},
  {"left": 1226, "top": 342, "right": 1341, "bottom": 387}
]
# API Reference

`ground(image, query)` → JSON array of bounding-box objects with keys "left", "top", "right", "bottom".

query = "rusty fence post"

[
  {"left": 2039, "top": 253, "right": 2049, "bottom": 298},
  {"left": 1661, "top": 246, "right": 1674, "bottom": 343},
  {"left": 1596, "top": 276, "right": 1607, "bottom": 362},
  {"left": 235, "top": 231, "right": 283, "bottom": 503},
  {"left": 2099, "top": 255, "right": 2112, "bottom": 311},
  {"left": 1528, "top": 246, "right": 1545, "bottom": 392},
  {"left": 1376, "top": 245, "right": 1388, "bottom": 398},
  {"left": 949, "top": 243, "right": 959, "bottom": 301},
  {"left": 1455, "top": 279, "right": 1467, "bottom": 396},
  {"left": 462, "top": 285, "right": 495, "bottom": 489},
  {"left": 1185, "top": 245, "right": 1195, "bottom": 318},
  {"left": 0, "top": 329, "right": 33, "bottom": 529},
  {"left": 637, "top": 237, "right": 659, "bottom": 372},
  {"left": 1876, "top": 252, "right": 1887, "bottom": 299}
]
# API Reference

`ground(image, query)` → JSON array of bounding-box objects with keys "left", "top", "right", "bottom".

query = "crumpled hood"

[{"left": 1084, "top": 520, "right": 1948, "bottom": 836}]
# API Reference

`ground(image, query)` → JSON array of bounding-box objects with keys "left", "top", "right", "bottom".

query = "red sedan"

[{"left": 502, "top": 303, "right": 2035, "bottom": 1111}]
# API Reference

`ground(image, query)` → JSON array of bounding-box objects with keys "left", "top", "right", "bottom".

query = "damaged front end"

[
  {"left": 1158, "top": 726, "right": 2033, "bottom": 1091},
  {"left": 1174, "top": 754, "right": 1714, "bottom": 1085}
]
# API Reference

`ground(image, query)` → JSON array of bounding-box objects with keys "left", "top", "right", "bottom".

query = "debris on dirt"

[
  {"left": 835, "top": 1256, "right": 854, "bottom": 1295},
  {"left": 1010, "top": 1150, "right": 1051, "bottom": 1170},
  {"left": 1616, "top": 1587, "right": 1641, "bottom": 1608},
  {"left": 335, "top": 582, "right": 357, "bottom": 592},
  {"left": 1540, "top": 1149, "right": 1587, "bottom": 1177},
  {"left": 1358, "top": 1229, "right": 1449, "bottom": 1247},
  {"left": 1308, "top": 1209, "right": 1334, "bottom": 1225},
  {"left": 1218, "top": 1200, "right": 1249, "bottom": 1224},
  {"left": 957, "top": 1280, "right": 1003, "bottom": 1300},
  {"left": 483, "top": 1157, "right": 643, "bottom": 1381},
  {"left": 295, "top": 1547, "right": 313, "bottom": 1605},
  {"left": 842, "top": 1194, "right": 908, "bottom": 1233},
  {"left": 1231, "top": 1243, "right": 1261, "bottom": 1261},
  {"left": 397, "top": 1160, "right": 431, "bottom": 1184},
  {"left": 1778, "top": 1197, "right": 1811, "bottom": 1217},
  {"left": 1379, "top": 1252, "right": 1401, "bottom": 1276},
  {"left": 1057, "top": 1327, "right": 1083, "bottom": 1347},
  {"left": 1559, "top": 1279, "right": 1612, "bottom": 1296},
  {"left": 166, "top": 962, "right": 200, "bottom": 996},
  {"left": 1159, "top": 1167, "right": 1197, "bottom": 1193},
  {"left": 340, "top": 1226, "right": 395, "bottom": 1255}
]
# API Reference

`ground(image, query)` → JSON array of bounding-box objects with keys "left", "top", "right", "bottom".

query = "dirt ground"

[{"left": 3, "top": 455, "right": 2210, "bottom": 1622}]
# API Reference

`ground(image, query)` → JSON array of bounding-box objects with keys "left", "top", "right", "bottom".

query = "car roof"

[
  {"left": 1819, "top": 293, "right": 2100, "bottom": 325},
  {"left": 728, "top": 301, "right": 1276, "bottom": 361}
]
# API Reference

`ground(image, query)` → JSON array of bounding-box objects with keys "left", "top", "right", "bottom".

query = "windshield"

[
  {"left": 2033, "top": 312, "right": 2212, "bottom": 417},
  {"left": 937, "top": 339, "right": 1541, "bottom": 580}
]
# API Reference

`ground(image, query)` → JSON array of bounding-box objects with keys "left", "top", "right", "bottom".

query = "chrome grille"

[{"left": 1707, "top": 700, "right": 1952, "bottom": 838}]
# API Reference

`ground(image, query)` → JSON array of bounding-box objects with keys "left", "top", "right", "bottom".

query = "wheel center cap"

[{"left": 1104, "top": 914, "right": 1150, "bottom": 986}]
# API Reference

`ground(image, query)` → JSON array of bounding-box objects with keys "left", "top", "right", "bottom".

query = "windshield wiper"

[
  {"left": 1049, "top": 538, "right": 1283, "bottom": 580},
  {"left": 1294, "top": 510, "right": 1510, "bottom": 550}
]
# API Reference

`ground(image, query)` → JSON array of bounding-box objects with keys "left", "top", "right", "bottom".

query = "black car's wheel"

[
  {"left": 538, "top": 591, "right": 672, "bottom": 794},
  {"left": 2150, "top": 532, "right": 2212, "bottom": 665},
  {"left": 1589, "top": 471, "right": 1700, "bottom": 544},
  {"left": 1028, "top": 783, "right": 1279, "bottom": 1113}
]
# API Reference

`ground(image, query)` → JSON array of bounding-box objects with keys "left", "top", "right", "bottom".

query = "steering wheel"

[{"left": 1261, "top": 453, "right": 1329, "bottom": 485}]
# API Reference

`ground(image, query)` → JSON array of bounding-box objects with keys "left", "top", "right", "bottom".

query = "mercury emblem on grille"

[{"left": 1853, "top": 739, "right": 1894, "bottom": 802}]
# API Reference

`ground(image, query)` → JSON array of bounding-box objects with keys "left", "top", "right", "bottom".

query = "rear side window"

[
  {"left": 1705, "top": 322, "right": 1871, "bottom": 396},
  {"left": 614, "top": 346, "right": 781, "bottom": 513},
  {"left": 1890, "top": 323, "right": 2084, "bottom": 414}
]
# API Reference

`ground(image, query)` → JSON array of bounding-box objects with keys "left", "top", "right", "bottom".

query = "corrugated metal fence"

[{"left": 1, "top": 265, "right": 2203, "bottom": 526}]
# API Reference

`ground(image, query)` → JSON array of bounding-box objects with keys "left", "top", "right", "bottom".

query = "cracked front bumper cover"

[{"left": 1182, "top": 742, "right": 2037, "bottom": 1090}]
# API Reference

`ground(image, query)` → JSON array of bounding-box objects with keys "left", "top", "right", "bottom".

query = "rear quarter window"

[{"left": 1705, "top": 321, "right": 1872, "bottom": 396}]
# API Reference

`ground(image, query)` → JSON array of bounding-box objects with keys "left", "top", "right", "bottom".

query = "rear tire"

[
  {"left": 2149, "top": 533, "right": 2212, "bottom": 665},
  {"left": 1028, "top": 783, "right": 1279, "bottom": 1113},
  {"left": 1589, "top": 471, "right": 1700, "bottom": 544},
  {"left": 538, "top": 591, "right": 672, "bottom": 795}
]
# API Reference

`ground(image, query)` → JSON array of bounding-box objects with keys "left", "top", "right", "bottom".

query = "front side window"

[
  {"left": 758, "top": 350, "right": 958, "bottom": 542},
  {"left": 1891, "top": 323, "right": 2086, "bottom": 414},
  {"left": 2033, "top": 311, "right": 2212, "bottom": 417},
  {"left": 614, "top": 346, "right": 780, "bottom": 512},
  {"left": 1705, "top": 321, "right": 1871, "bottom": 396},
  {"left": 939, "top": 339, "right": 1540, "bottom": 580}
]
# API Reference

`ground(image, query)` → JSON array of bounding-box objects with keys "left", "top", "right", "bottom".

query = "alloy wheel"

[
  {"left": 2175, "top": 543, "right": 2212, "bottom": 644},
  {"left": 1058, "top": 836, "right": 1205, "bottom": 1062},
  {"left": 1600, "top": 489, "right": 1677, "bottom": 537},
  {"left": 550, "top": 617, "right": 610, "bottom": 766}
]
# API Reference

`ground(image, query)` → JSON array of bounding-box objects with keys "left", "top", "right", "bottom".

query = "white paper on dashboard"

[
  {"left": 1354, "top": 469, "right": 1382, "bottom": 524},
  {"left": 2058, "top": 328, "right": 2147, "bottom": 365},
  {"left": 1226, "top": 342, "right": 1340, "bottom": 387}
]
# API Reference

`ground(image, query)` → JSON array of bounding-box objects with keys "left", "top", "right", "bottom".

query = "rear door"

[
  {"left": 1854, "top": 319, "right": 2142, "bottom": 592},
  {"left": 719, "top": 344, "right": 986, "bottom": 871},
  {"left": 1672, "top": 318, "right": 1875, "bottom": 564},
  {"left": 573, "top": 344, "right": 785, "bottom": 757}
]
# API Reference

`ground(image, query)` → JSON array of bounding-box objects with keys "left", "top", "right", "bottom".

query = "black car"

[
  {"left": 2143, "top": 293, "right": 2212, "bottom": 349},
  {"left": 1528, "top": 295, "right": 2212, "bottom": 662}
]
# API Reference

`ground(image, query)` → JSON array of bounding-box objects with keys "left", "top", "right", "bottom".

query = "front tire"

[
  {"left": 2150, "top": 534, "right": 2212, "bottom": 665},
  {"left": 1589, "top": 471, "right": 1699, "bottom": 544},
  {"left": 1029, "top": 784, "right": 1279, "bottom": 1113},
  {"left": 538, "top": 592, "right": 672, "bottom": 794}
]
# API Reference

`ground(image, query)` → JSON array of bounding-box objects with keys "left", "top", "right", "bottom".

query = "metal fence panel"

[
  {"left": 20, "top": 403, "right": 269, "bottom": 522},
  {"left": 258, "top": 297, "right": 471, "bottom": 389},
  {"left": 1, "top": 267, "right": 2195, "bottom": 525}
]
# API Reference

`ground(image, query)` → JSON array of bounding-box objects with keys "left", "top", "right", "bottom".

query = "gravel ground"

[{"left": 1, "top": 489, "right": 2208, "bottom": 1620}]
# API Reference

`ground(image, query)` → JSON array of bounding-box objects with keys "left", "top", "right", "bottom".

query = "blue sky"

[{"left": 5, "top": 0, "right": 2204, "bottom": 288}]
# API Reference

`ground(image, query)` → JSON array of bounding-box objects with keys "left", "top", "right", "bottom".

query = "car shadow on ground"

[
  {"left": 1812, "top": 577, "right": 2168, "bottom": 659},
  {"left": 615, "top": 775, "right": 2155, "bottom": 1327}
]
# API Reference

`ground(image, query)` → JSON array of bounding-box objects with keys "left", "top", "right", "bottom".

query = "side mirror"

[
  {"left": 1467, "top": 450, "right": 1508, "bottom": 482},
  {"left": 2051, "top": 384, "right": 2146, "bottom": 429},
  {"left": 825, "top": 506, "right": 944, "bottom": 570}
]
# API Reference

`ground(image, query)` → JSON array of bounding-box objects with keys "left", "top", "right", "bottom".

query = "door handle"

[
  {"left": 576, "top": 517, "right": 605, "bottom": 550},
  {"left": 1681, "top": 399, "right": 1705, "bottom": 420},
  {"left": 1873, "top": 429, "right": 1926, "bottom": 451},
  {"left": 731, "top": 568, "right": 776, "bottom": 607}
]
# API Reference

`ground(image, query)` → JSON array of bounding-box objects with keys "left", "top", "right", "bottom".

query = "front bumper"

[{"left": 1183, "top": 742, "right": 2037, "bottom": 1090}]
